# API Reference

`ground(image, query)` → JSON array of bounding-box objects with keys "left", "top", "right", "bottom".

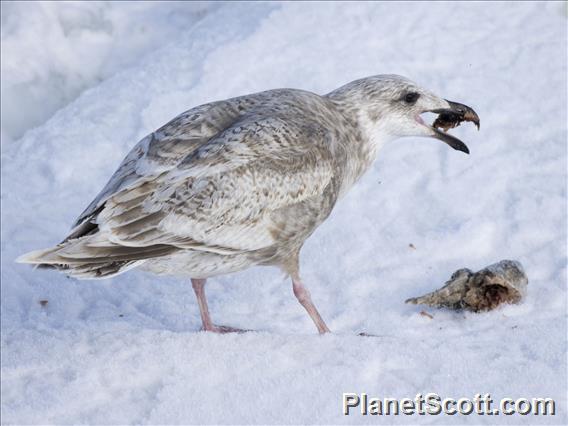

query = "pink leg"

[
  {"left": 191, "top": 278, "right": 216, "bottom": 331},
  {"left": 191, "top": 278, "right": 246, "bottom": 333},
  {"left": 292, "top": 278, "right": 331, "bottom": 334}
]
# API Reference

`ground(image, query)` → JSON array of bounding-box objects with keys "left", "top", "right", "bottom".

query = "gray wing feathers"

[
  {"left": 94, "top": 117, "right": 334, "bottom": 253},
  {"left": 18, "top": 90, "right": 337, "bottom": 277},
  {"left": 74, "top": 100, "right": 244, "bottom": 227}
]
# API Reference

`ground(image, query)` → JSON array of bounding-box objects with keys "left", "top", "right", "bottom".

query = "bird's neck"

[
  {"left": 355, "top": 109, "right": 398, "bottom": 153},
  {"left": 326, "top": 89, "right": 396, "bottom": 153},
  {"left": 339, "top": 129, "right": 390, "bottom": 198},
  {"left": 327, "top": 96, "right": 395, "bottom": 197}
]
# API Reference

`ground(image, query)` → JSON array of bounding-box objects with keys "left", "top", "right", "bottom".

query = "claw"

[{"left": 203, "top": 324, "right": 251, "bottom": 334}]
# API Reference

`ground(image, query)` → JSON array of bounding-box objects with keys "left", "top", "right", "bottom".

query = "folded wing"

[{"left": 18, "top": 95, "right": 336, "bottom": 277}]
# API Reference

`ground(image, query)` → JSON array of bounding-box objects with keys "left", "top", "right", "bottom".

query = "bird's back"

[{"left": 18, "top": 88, "right": 355, "bottom": 279}]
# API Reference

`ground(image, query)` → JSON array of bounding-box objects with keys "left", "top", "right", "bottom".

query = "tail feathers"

[
  {"left": 16, "top": 246, "right": 66, "bottom": 265},
  {"left": 39, "top": 259, "right": 142, "bottom": 279},
  {"left": 16, "top": 240, "right": 174, "bottom": 279}
]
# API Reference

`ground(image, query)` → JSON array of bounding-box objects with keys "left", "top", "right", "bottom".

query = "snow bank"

[
  {"left": 1, "top": 2, "right": 566, "bottom": 424},
  {"left": 0, "top": 1, "right": 215, "bottom": 142}
]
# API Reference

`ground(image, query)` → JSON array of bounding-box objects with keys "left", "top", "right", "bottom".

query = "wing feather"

[
  {"left": 59, "top": 90, "right": 337, "bottom": 263},
  {"left": 73, "top": 99, "right": 246, "bottom": 227}
]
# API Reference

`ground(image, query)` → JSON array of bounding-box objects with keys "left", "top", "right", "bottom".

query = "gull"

[{"left": 18, "top": 75, "right": 479, "bottom": 334}]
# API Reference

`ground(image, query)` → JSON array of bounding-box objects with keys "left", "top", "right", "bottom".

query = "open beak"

[{"left": 428, "top": 100, "right": 480, "bottom": 154}]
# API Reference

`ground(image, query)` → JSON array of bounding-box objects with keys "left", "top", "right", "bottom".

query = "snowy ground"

[
  {"left": 1, "top": 1, "right": 216, "bottom": 142},
  {"left": 1, "top": 1, "right": 567, "bottom": 425}
]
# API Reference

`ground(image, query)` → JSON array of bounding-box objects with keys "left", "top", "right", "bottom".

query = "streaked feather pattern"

[{"left": 17, "top": 87, "right": 365, "bottom": 278}]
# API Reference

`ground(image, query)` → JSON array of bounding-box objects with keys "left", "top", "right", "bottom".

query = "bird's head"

[{"left": 328, "top": 75, "right": 480, "bottom": 154}]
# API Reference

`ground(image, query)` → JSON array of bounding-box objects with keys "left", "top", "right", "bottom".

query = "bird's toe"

[{"left": 202, "top": 324, "right": 250, "bottom": 334}]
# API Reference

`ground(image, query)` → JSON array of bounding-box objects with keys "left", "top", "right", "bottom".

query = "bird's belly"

[{"left": 140, "top": 249, "right": 256, "bottom": 279}]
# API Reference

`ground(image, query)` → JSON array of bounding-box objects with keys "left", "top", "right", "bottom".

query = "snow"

[
  {"left": 0, "top": 1, "right": 215, "bottom": 142},
  {"left": 1, "top": 1, "right": 567, "bottom": 424}
]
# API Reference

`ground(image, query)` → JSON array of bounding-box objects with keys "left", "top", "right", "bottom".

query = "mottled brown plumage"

[{"left": 18, "top": 75, "right": 479, "bottom": 333}]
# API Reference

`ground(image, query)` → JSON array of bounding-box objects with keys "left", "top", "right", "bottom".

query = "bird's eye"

[{"left": 404, "top": 92, "right": 420, "bottom": 104}]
